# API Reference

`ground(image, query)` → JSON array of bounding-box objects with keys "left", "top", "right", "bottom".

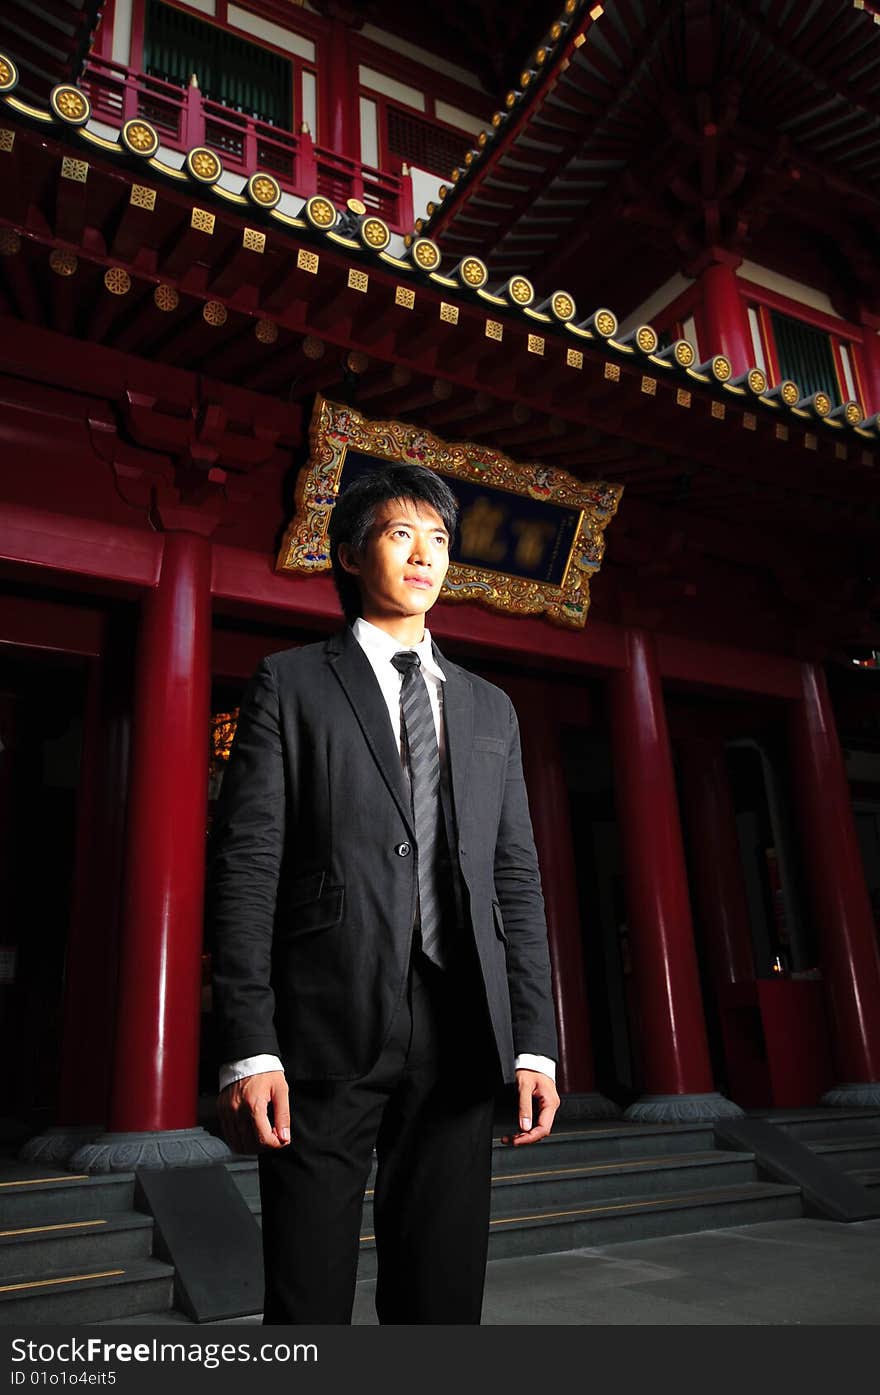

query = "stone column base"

[
  {"left": 821, "top": 1081, "right": 880, "bottom": 1108},
  {"left": 559, "top": 1091, "right": 622, "bottom": 1121},
  {"left": 624, "top": 1092, "right": 744, "bottom": 1123},
  {"left": 19, "top": 1126, "right": 103, "bottom": 1169},
  {"left": 70, "top": 1127, "right": 234, "bottom": 1174}
]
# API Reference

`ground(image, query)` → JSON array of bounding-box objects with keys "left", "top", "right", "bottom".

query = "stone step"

[
  {"left": 224, "top": 1123, "right": 723, "bottom": 1205},
  {"left": 0, "top": 1259, "right": 174, "bottom": 1324},
  {"left": 225, "top": 1159, "right": 260, "bottom": 1205},
  {"left": 0, "top": 1213, "right": 154, "bottom": 1281},
  {"left": 0, "top": 1171, "right": 137, "bottom": 1226},
  {"left": 355, "top": 1180, "right": 803, "bottom": 1278},
  {"left": 852, "top": 1169, "right": 880, "bottom": 1191},
  {"left": 244, "top": 1177, "right": 801, "bottom": 1283},
  {"left": 752, "top": 1109, "right": 880, "bottom": 1143},
  {"left": 808, "top": 1137, "right": 880, "bottom": 1172},
  {"left": 354, "top": 1151, "right": 760, "bottom": 1231},
  {"left": 489, "top": 1123, "right": 720, "bottom": 1173}
]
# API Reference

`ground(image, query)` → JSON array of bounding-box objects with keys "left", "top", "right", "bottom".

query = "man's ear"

[{"left": 337, "top": 542, "right": 361, "bottom": 576}]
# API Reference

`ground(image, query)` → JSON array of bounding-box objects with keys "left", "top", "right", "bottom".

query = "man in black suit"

[{"left": 210, "top": 461, "right": 559, "bottom": 1325}]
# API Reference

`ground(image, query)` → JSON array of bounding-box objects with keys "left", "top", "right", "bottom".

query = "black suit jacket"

[{"left": 208, "top": 626, "right": 558, "bottom": 1084}]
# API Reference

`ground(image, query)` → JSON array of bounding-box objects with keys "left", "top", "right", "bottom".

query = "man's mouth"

[{"left": 405, "top": 576, "right": 433, "bottom": 587}]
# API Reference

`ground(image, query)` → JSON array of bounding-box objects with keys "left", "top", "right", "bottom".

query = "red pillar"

[
  {"left": 108, "top": 530, "right": 212, "bottom": 1134},
  {"left": 326, "top": 17, "right": 358, "bottom": 161},
  {"left": 788, "top": 664, "right": 880, "bottom": 1102},
  {"left": 699, "top": 261, "right": 754, "bottom": 377},
  {"left": 856, "top": 313, "right": 880, "bottom": 417},
  {"left": 0, "top": 692, "right": 14, "bottom": 967},
  {"left": 677, "top": 738, "right": 755, "bottom": 987},
  {"left": 608, "top": 631, "right": 741, "bottom": 1120},
  {"left": 508, "top": 677, "right": 617, "bottom": 1114}
]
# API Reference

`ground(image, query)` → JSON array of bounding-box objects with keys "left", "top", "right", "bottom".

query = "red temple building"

[{"left": 2, "top": 0, "right": 880, "bottom": 1317}]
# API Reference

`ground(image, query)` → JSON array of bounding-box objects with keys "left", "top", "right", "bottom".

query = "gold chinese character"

[
  {"left": 459, "top": 497, "right": 507, "bottom": 563},
  {"left": 511, "top": 519, "right": 555, "bottom": 571}
]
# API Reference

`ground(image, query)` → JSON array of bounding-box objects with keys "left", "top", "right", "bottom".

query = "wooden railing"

[{"left": 80, "top": 55, "right": 414, "bottom": 231}]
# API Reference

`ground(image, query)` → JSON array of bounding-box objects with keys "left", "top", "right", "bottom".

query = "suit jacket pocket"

[
  {"left": 474, "top": 736, "right": 506, "bottom": 755},
  {"left": 287, "top": 871, "right": 326, "bottom": 908},
  {"left": 492, "top": 899, "right": 508, "bottom": 946},
  {"left": 285, "top": 879, "right": 345, "bottom": 938}
]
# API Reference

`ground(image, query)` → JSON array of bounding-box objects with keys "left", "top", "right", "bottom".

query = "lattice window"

[
  {"left": 386, "top": 106, "right": 469, "bottom": 176},
  {"left": 144, "top": 0, "right": 293, "bottom": 129},
  {"left": 770, "top": 310, "right": 841, "bottom": 406}
]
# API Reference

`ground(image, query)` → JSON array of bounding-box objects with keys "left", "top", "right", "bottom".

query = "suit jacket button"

[{"left": 396, "top": 842, "right": 411, "bottom": 857}]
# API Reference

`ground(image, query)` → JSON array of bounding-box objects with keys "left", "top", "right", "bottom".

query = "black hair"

[{"left": 328, "top": 461, "right": 459, "bottom": 625}]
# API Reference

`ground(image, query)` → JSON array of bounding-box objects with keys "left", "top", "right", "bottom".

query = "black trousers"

[{"left": 258, "top": 945, "right": 499, "bottom": 1325}]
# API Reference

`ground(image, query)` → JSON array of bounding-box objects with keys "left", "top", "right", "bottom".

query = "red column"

[
  {"left": 0, "top": 692, "right": 14, "bottom": 966},
  {"left": 107, "top": 530, "right": 213, "bottom": 1132},
  {"left": 326, "top": 17, "right": 358, "bottom": 161},
  {"left": 699, "top": 261, "right": 754, "bottom": 377},
  {"left": 856, "top": 313, "right": 880, "bottom": 417},
  {"left": 608, "top": 631, "right": 740, "bottom": 1119},
  {"left": 788, "top": 664, "right": 880, "bottom": 1099},
  {"left": 677, "top": 738, "right": 755, "bottom": 987},
  {"left": 508, "top": 677, "right": 617, "bottom": 1112}
]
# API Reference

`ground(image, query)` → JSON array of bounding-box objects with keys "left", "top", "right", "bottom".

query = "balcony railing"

[{"left": 80, "top": 54, "right": 414, "bottom": 231}]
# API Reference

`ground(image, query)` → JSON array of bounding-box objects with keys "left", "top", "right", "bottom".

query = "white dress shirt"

[{"left": 219, "top": 617, "right": 556, "bottom": 1090}]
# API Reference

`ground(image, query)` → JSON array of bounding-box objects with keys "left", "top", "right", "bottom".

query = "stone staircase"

[
  {"left": 0, "top": 1162, "right": 173, "bottom": 1323},
  {"left": 12, "top": 1111, "right": 874, "bottom": 1323},
  {"left": 227, "top": 1118, "right": 803, "bottom": 1283},
  {"left": 751, "top": 1107, "right": 880, "bottom": 1195}
]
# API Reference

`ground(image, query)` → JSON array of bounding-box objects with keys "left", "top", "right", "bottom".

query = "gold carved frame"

[{"left": 276, "top": 396, "right": 623, "bottom": 628}]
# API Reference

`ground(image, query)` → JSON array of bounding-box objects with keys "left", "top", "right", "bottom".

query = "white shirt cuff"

[
  {"left": 219, "top": 1054, "right": 284, "bottom": 1092},
  {"left": 514, "top": 1053, "right": 556, "bottom": 1082}
]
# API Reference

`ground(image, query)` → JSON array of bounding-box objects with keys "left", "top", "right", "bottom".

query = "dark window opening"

[
  {"left": 144, "top": 0, "right": 292, "bottom": 129},
  {"left": 770, "top": 309, "right": 840, "bottom": 406}
]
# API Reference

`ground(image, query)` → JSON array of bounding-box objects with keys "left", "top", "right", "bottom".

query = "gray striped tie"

[{"left": 391, "top": 650, "right": 445, "bottom": 969}]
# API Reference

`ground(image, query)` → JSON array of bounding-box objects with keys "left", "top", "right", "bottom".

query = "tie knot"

[{"left": 391, "top": 650, "right": 421, "bottom": 677}]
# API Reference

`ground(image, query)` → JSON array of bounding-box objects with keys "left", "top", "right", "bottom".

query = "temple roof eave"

[{"left": 0, "top": 53, "right": 876, "bottom": 483}]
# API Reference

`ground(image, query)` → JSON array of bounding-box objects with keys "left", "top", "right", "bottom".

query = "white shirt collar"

[{"left": 352, "top": 616, "right": 446, "bottom": 682}]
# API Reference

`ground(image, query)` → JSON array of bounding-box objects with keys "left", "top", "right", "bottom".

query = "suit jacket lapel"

[
  {"left": 325, "top": 628, "right": 415, "bottom": 839},
  {"left": 432, "top": 639, "right": 474, "bottom": 820}
]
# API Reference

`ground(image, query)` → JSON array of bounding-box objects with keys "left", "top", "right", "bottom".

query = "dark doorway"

[
  {"left": 0, "top": 651, "right": 86, "bottom": 1138},
  {"left": 562, "top": 728, "right": 638, "bottom": 1108}
]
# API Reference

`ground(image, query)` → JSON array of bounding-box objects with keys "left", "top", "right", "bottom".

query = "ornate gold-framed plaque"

[{"left": 276, "top": 396, "right": 623, "bottom": 628}]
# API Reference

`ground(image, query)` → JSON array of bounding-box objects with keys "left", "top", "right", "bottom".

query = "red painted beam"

[
  {"left": 0, "top": 501, "right": 162, "bottom": 592},
  {"left": 656, "top": 631, "right": 802, "bottom": 698},
  {"left": 0, "top": 502, "right": 825, "bottom": 700}
]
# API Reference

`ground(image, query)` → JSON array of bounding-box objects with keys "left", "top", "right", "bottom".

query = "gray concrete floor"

[
  {"left": 350, "top": 1218, "right": 880, "bottom": 1325},
  {"left": 102, "top": 1215, "right": 879, "bottom": 1325}
]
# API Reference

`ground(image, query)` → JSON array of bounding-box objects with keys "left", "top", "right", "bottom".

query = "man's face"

[{"left": 339, "top": 497, "right": 450, "bottom": 625}]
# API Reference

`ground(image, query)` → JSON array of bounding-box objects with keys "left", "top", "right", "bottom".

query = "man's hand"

[
  {"left": 501, "top": 1069, "right": 560, "bottom": 1146},
  {"left": 218, "top": 1070, "right": 290, "bottom": 1154}
]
